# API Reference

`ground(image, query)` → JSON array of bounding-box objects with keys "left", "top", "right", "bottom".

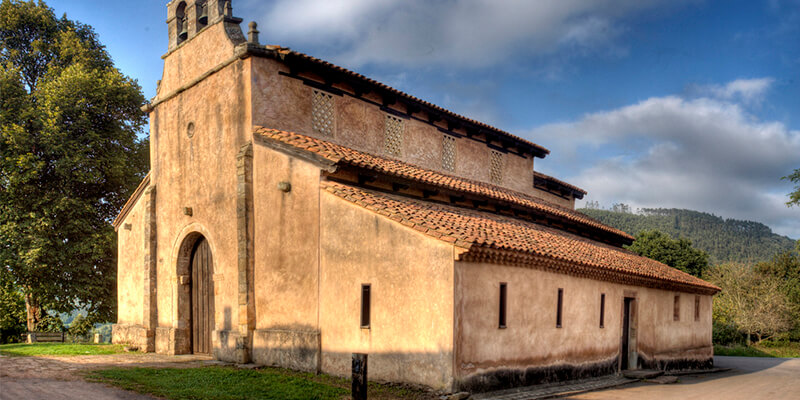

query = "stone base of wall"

[
  {"left": 639, "top": 346, "right": 714, "bottom": 371},
  {"left": 252, "top": 329, "right": 320, "bottom": 372},
  {"left": 455, "top": 356, "right": 619, "bottom": 393},
  {"left": 321, "top": 350, "right": 453, "bottom": 391},
  {"left": 214, "top": 329, "right": 250, "bottom": 364},
  {"left": 155, "top": 326, "right": 191, "bottom": 355},
  {"left": 112, "top": 324, "right": 154, "bottom": 352}
]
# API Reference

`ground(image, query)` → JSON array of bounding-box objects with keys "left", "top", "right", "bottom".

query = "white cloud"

[
  {"left": 244, "top": 0, "right": 693, "bottom": 68},
  {"left": 691, "top": 78, "right": 775, "bottom": 105},
  {"left": 530, "top": 90, "right": 800, "bottom": 238}
]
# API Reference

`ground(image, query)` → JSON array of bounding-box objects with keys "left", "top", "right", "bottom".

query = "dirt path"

[
  {"left": 1, "top": 378, "right": 158, "bottom": 400},
  {"left": 0, "top": 353, "right": 213, "bottom": 400}
]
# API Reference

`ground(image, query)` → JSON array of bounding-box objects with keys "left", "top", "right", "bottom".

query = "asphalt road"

[{"left": 569, "top": 356, "right": 800, "bottom": 400}]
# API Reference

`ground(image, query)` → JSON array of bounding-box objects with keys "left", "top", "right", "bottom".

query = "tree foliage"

[
  {"left": 626, "top": 230, "right": 709, "bottom": 277},
  {"left": 705, "top": 263, "right": 794, "bottom": 343},
  {"left": 580, "top": 208, "right": 796, "bottom": 264},
  {"left": 68, "top": 312, "right": 92, "bottom": 337},
  {"left": 0, "top": 0, "right": 148, "bottom": 329},
  {"left": 754, "top": 249, "right": 800, "bottom": 339},
  {"left": 785, "top": 168, "right": 800, "bottom": 207},
  {"left": 0, "top": 276, "right": 26, "bottom": 342}
]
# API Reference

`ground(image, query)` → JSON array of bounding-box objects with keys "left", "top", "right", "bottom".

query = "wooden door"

[
  {"left": 621, "top": 297, "right": 632, "bottom": 370},
  {"left": 191, "top": 237, "right": 214, "bottom": 354}
]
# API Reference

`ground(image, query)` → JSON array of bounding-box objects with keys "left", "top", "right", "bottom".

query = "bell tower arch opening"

[{"left": 175, "top": 2, "right": 188, "bottom": 44}]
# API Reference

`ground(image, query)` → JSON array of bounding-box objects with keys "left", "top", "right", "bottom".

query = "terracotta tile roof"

[
  {"left": 112, "top": 172, "right": 150, "bottom": 229},
  {"left": 533, "top": 171, "right": 587, "bottom": 196},
  {"left": 323, "top": 181, "right": 720, "bottom": 294},
  {"left": 254, "top": 127, "right": 632, "bottom": 242},
  {"left": 264, "top": 46, "right": 549, "bottom": 158}
]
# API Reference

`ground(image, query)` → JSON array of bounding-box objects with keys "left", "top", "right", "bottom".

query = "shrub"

[{"left": 713, "top": 320, "right": 745, "bottom": 345}]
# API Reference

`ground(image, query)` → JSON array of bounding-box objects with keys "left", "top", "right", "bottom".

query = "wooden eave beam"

[
  {"left": 357, "top": 173, "right": 378, "bottom": 185},
  {"left": 381, "top": 92, "right": 397, "bottom": 106},
  {"left": 422, "top": 189, "right": 439, "bottom": 198}
]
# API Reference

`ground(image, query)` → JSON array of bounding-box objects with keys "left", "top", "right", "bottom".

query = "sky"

[{"left": 47, "top": 0, "right": 800, "bottom": 239}]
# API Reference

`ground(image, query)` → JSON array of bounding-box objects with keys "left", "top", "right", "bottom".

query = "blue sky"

[{"left": 48, "top": 0, "right": 800, "bottom": 238}]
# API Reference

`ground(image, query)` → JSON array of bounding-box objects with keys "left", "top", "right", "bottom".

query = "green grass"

[
  {"left": 714, "top": 341, "right": 800, "bottom": 358},
  {"left": 0, "top": 342, "right": 128, "bottom": 357},
  {"left": 88, "top": 366, "right": 434, "bottom": 400}
]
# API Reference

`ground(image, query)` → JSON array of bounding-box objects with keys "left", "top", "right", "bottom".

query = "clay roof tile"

[
  {"left": 322, "top": 181, "right": 719, "bottom": 295},
  {"left": 254, "top": 127, "right": 632, "bottom": 242}
]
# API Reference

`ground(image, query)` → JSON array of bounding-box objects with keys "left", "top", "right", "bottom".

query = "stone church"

[{"left": 112, "top": 0, "right": 720, "bottom": 392}]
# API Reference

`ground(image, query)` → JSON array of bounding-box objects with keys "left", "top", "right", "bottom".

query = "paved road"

[{"left": 569, "top": 356, "right": 800, "bottom": 400}]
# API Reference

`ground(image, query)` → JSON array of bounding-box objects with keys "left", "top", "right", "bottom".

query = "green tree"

[
  {"left": 0, "top": 0, "right": 148, "bottom": 330},
  {"left": 579, "top": 208, "right": 795, "bottom": 264},
  {"left": 755, "top": 249, "right": 800, "bottom": 339},
  {"left": 706, "top": 263, "right": 793, "bottom": 344},
  {"left": 785, "top": 168, "right": 800, "bottom": 207},
  {"left": 67, "top": 312, "right": 92, "bottom": 337},
  {"left": 627, "top": 230, "right": 709, "bottom": 277},
  {"left": 0, "top": 276, "right": 26, "bottom": 342}
]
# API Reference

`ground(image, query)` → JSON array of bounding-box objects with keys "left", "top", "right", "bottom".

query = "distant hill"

[{"left": 579, "top": 208, "right": 797, "bottom": 264}]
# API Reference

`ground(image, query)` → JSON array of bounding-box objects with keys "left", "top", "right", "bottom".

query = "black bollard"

[{"left": 352, "top": 353, "right": 368, "bottom": 400}]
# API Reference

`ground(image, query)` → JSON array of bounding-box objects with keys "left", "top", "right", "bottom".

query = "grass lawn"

[
  {"left": 88, "top": 366, "right": 435, "bottom": 400},
  {"left": 714, "top": 341, "right": 800, "bottom": 358},
  {"left": 0, "top": 342, "right": 128, "bottom": 357}
]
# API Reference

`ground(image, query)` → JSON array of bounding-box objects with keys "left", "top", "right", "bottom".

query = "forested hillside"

[{"left": 579, "top": 208, "right": 797, "bottom": 264}]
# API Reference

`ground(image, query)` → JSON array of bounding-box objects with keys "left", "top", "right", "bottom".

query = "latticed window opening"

[
  {"left": 384, "top": 114, "right": 404, "bottom": 157},
  {"left": 442, "top": 135, "right": 456, "bottom": 172},
  {"left": 312, "top": 89, "right": 335, "bottom": 136},
  {"left": 489, "top": 150, "right": 504, "bottom": 184}
]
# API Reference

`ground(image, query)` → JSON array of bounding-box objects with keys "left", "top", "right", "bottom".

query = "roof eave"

[
  {"left": 461, "top": 246, "right": 720, "bottom": 296},
  {"left": 112, "top": 172, "right": 151, "bottom": 230}
]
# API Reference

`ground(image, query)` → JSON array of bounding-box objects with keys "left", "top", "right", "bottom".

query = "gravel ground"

[{"left": 0, "top": 352, "right": 212, "bottom": 400}]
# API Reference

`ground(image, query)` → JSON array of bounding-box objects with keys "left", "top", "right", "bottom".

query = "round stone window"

[{"left": 187, "top": 122, "right": 195, "bottom": 138}]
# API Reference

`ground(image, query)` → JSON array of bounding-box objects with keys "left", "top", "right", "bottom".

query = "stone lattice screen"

[
  {"left": 490, "top": 150, "right": 504, "bottom": 184},
  {"left": 384, "top": 115, "right": 404, "bottom": 157},
  {"left": 312, "top": 89, "right": 335, "bottom": 136},
  {"left": 442, "top": 134, "right": 456, "bottom": 172}
]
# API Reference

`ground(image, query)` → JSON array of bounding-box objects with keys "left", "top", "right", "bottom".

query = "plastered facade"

[
  {"left": 318, "top": 190, "right": 456, "bottom": 388},
  {"left": 247, "top": 55, "right": 541, "bottom": 198},
  {"left": 453, "top": 261, "right": 712, "bottom": 391},
  {"left": 113, "top": 1, "right": 716, "bottom": 393}
]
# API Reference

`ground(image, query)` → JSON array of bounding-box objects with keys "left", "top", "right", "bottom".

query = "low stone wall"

[
  {"left": 252, "top": 329, "right": 320, "bottom": 372},
  {"left": 112, "top": 323, "right": 153, "bottom": 351}
]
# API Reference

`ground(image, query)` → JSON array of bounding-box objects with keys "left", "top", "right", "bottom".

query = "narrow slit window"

[
  {"left": 498, "top": 283, "right": 507, "bottom": 329},
  {"left": 556, "top": 288, "right": 563, "bottom": 328},
  {"left": 600, "top": 293, "right": 605, "bottom": 328},
  {"left": 384, "top": 115, "right": 404, "bottom": 157},
  {"left": 694, "top": 295, "right": 700, "bottom": 322},
  {"left": 489, "top": 150, "right": 504, "bottom": 184},
  {"left": 360, "top": 284, "right": 371, "bottom": 328},
  {"left": 673, "top": 295, "right": 680, "bottom": 321},
  {"left": 442, "top": 134, "right": 456, "bottom": 172},
  {"left": 312, "top": 89, "right": 335, "bottom": 136}
]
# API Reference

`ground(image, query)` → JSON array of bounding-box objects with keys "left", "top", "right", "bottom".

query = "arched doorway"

[{"left": 189, "top": 237, "right": 214, "bottom": 354}]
